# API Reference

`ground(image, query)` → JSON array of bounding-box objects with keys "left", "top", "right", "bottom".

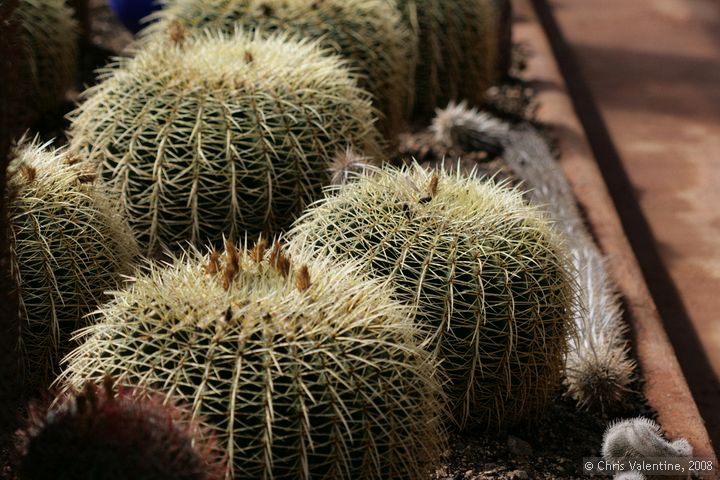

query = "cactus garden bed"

[{"left": 0, "top": 0, "right": 714, "bottom": 479}]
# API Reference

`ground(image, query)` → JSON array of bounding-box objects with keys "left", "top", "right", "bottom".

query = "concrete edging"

[{"left": 512, "top": 0, "right": 717, "bottom": 463}]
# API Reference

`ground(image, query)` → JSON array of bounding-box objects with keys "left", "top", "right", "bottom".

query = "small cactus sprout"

[
  {"left": 431, "top": 102, "right": 636, "bottom": 413},
  {"left": 392, "top": 0, "right": 500, "bottom": 121},
  {"left": 13, "top": 0, "right": 79, "bottom": 115},
  {"left": 602, "top": 417, "right": 693, "bottom": 480},
  {"left": 288, "top": 164, "right": 574, "bottom": 428},
  {"left": 144, "top": 0, "right": 417, "bottom": 139},
  {"left": 16, "top": 376, "right": 224, "bottom": 480},
  {"left": 56, "top": 241, "right": 446, "bottom": 479},
  {"left": 68, "top": 29, "right": 383, "bottom": 256},
  {"left": 6, "top": 140, "right": 138, "bottom": 389}
]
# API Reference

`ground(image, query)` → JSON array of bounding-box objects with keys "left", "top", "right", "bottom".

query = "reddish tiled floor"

[{"left": 541, "top": 0, "right": 720, "bottom": 448}]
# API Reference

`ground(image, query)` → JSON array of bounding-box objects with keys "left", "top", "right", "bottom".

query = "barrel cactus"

[
  {"left": 392, "top": 0, "right": 500, "bottom": 120},
  {"left": 68, "top": 29, "right": 382, "bottom": 256},
  {"left": 289, "top": 164, "right": 574, "bottom": 428},
  {"left": 12, "top": 0, "right": 79, "bottom": 116},
  {"left": 15, "top": 377, "right": 224, "bottom": 480},
  {"left": 6, "top": 141, "right": 138, "bottom": 389},
  {"left": 56, "top": 241, "right": 446, "bottom": 479},
  {"left": 143, "top": 0, "right": 417, "bottom": 140}
]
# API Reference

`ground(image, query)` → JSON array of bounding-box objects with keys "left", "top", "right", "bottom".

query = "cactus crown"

[
  {"left": 68, "top": 29, "right": 382, "bottom": 256},
  {"left": 144, "top": 0, "right": 417, "bottom": 139},
  {"left": 14, "top": 0, "right": 78, "bottom": 115},
  {"left": 5, "top": 140, "right": 138, "bottom": 389},
  {"left": 16, "top": 377, "right": 224, "bottom": 480},
  {"left": 289, "top": 163, "right": 574, "bottom": 428},
  {"left": 56, "top": 241, "right": 446, "bottom": 479}
]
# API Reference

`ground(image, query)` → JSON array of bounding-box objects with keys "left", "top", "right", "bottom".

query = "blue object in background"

[{"left": 109, "top": 0, "right": 162, "bottom": 33}]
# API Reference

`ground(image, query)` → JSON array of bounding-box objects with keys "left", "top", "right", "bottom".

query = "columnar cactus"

[
  {"left": 144, "top": 0, "right": 417, "bottom": 140},
  {"left": 288, "top": 164, "right": 574, "bottom": 428},
  {"left": 56, "top": 241, "right": 446, "bottom": 479},
  {"left": 431, "top": 102, "right": 636, "bottom": 413},
  {"left": 392, "top": 0, "right": 500, "bottom": 121},
  {"left": 15, "top": 377, "right": 224, "bottom": 480},
  {"left": 6, "top": 141, "right": 138, "bottom": 388},
  {"left": 13, "top": 0, "right": 79, "bottom": 115},
  {"left": 68, "top": 29, "right": 383, "bottom": 256}
]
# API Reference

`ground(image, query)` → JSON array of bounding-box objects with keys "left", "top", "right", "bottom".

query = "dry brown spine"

[{"left": 296, "top": 265, "right": 311, "bottom": 292}]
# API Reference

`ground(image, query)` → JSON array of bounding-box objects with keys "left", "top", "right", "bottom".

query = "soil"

[{"left": 2, "top": 3, "right": 656, "bottom": 479}]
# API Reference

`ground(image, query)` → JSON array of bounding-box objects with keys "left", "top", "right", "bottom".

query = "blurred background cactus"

[
  {"left": 15, "top": 377, "right": 224, "bottom": 480},
  {"left": 289, "top": 164, "right": 574, "bottom": 428},
  {"left": 57, "top": 241, "right": 446, "bottom": 479},
  {"left": 12, "top": 0, "right": 79, "bottom": 117},
  {"left": 6, "top": 141, "right": 138, "bottom": 389},
  {"left": 144, "top": 0, "right": 417, "bottom": 140},
  {"left": 68, "top": 29, "right": 382, "bottom": 256},
  {"left": 392, "top": 0, "right": 502, "bottom": 121}
]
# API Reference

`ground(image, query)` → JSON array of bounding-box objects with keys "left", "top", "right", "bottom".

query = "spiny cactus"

[
  {"left": 602, "top": 417, "right": 693, "bottom": 480},
  {"left": 68, "top": 29, "right": 383, "bottom": 256},
  {"left": 288, "top": 164, "right": 574, "bottom": 429},
  {"left": 12, "top": 0, "right": 79, "bottom": 116},
  {"left": 143, "top": 0, "right": 416, "bottom": 140},
  {"left": 431, "top": 102, "right": 636, "bottom": 413},
  {"left": 6, "top": 140, "right": 138, "bottom": 389},
  {"left": 392, "top": 0, "right": 500, "bottom": 121},
  {"left": 15, "top": 376, "right": 224, "bottom": 480},
  {"left": 56, "top": 241, "right": 446, "bottom": 479}
]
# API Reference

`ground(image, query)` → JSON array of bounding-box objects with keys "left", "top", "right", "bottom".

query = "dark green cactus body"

[
  {"left": 16, "top": 379, "right": 224, "bottom": 480},
  {"left": 6, "top": 142, "right": 138, "bottom": 389},
  {"left": 393, "top": 0, "right": 500, "bottom": 121},
  {"left": 68, "top": 31, "right": 383, "bottom": 256},
  {"left": 13, "top": 0, "right": 78, "bottom": 116},
  {"left": 144, "top": 0, "right": 417, "bottom": 140},
  {"left": 289, "top": 165, "right": 574, "bottom": 428},
  {"left": 57, "top": 242, "right": 446, "bottom": 479}
]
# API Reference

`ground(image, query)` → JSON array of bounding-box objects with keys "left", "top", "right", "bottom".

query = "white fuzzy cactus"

[{"left": 431, "top": 101, "right": 636, "bottom": 412}]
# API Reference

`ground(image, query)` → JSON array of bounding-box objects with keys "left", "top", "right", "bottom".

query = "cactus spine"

[
  {"left": 56, "top": 241, "right": 446, "bottom": 479},
  {"left": 68, "top": 29, "right": 382, "bottom": 256},
  {"left": 6, "top": 141, "right": 138, "bottom": 389},
  {"left": 16, "top": 377, "right": 224, "bottom": 480},
  {"left": 432, "top": 102, "right": 636, "bottom": 412},
  {"left": 13, "top": 0, "right": 79, "bottom": 115},
  {"left": 289, "top": 164, "right": 574, "bottom": 428},
  {"left": 392, "top": 0, "right": 499, "bottom": 120},
  {"left": 144, "top": 0, "right": 417, "bottom": 140}
]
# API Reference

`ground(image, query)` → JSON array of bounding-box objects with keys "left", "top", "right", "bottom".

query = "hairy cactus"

[
  {"left": 431, "top": 102, "right": 636, "bottom": 413},
  {"left": 6, "top": 141, "right": 138, "bottom": 389},
  {"left": 12, "top": 0, "right": 79, "bottom": 116},
  {"left": 56, "top": 241, "right": 446, "bottom": 479},
  {"left": 392, "top": 0, "right": 500, "bottom": 121},
  {"left": 68, "top": 29, "right": 382, "bottom": 256},
  {"left": 15, "top": 377, "right": 224, "bottom": 480},
  {"left": 602, "top": 417, "right": 693, "bottom": 480},
  {"left": 288, "top": 164, "right": 574, "bottom": 428},
  {"left": 143, "top": 0, "right": 416, "bottom": 140}
]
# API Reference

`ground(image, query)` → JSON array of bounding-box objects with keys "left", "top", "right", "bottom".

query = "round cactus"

[
  {"left": 56, "top": 241, "right": 446, "bottom": 479},
  {"left": 6, "top": 141, "right": 138, "bottom": 389},
  {"left": 288, "top": 164, "right": 574, "bottom": 428},
  {"left": 68, "top": 29, "right": 383, "bottom": 256},
  {"left": 15, "top": 377, "right": 224, "bottom": 480},
  {"left": 392, "top": 0, "right": 500, "bottom": 121},
  {"left": 12, "top": 0, "right": 79, "bottom": 116},
  {"left": 143, "top": 0, "right": 417, "bottom": 140}
]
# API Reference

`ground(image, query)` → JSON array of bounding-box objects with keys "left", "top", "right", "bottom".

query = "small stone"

[
  {"left": 511, "top": 470, "right": 529, "bottom": 480},
  {"left": 507, "top": 435, "right": 533, "bottom": 457},
  {"left": 464, "top": 469, "right": 474, "bottom": 478}
]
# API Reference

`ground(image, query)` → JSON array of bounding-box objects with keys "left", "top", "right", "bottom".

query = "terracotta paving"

[{"left": 536, "top": 0, "right": 720, "bottom": 449}]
